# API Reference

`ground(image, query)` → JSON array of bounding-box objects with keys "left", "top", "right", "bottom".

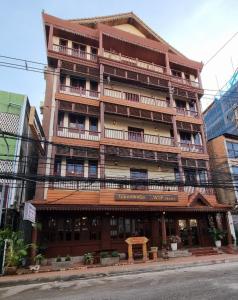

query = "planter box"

[
  {"left": 100, "top": 256, "right": 119, "bottom": 266},
  {"left": 4, "top": 266, "right": 17, "bottom": 275},
  {"left": 51, "top": 261, "right": 73, "bottom": 270}
]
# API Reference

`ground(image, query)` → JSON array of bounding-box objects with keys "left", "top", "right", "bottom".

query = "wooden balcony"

[
  {"left": 53, "top": 44, "right": 97, "bottom": 61},
  {"left": 48, "top": 179, "right": 215, "bottom": 196},
  {"left": 170, "top": 69, "right": 200, "bottom": 89},
  {"left": 105, "top": 145, "right": 178, "bottom": 164},
  {"left": 104, "top": 88, "right": 169, "bottom": 108},
  {"left": 103, "top": 51, "right": 166, "bottom": 74},
  {"left": 59, "top": 84, "right": 99, "bottom": 99},
  {"left": 180, "top": 142, "right": 205, "bottom": 153},
  {"left": 104, "top": 128, "right": 175, "bottom": 146},
  {"left": 176, "top": 107, "right": 199, "bottom": 118},
  {"left": 57, "top": 126, "right": 100, "bottom": 141},
  {"left": 103, "top": 51, "right": 201, "bottom": 89}
]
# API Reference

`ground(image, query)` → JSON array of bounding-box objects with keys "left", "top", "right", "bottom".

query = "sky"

[{"left": 0, "top": 0, "right": 238, "bottom": 112}]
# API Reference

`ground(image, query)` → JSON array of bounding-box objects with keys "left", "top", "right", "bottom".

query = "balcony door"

[
  {"left": 130, "top": 169, "right": 148, "bottom": 190},
  {"left": 128, "top": 127, "right": 144, "bottom": 142}
]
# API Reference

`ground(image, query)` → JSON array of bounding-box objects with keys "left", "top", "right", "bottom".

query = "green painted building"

[{"left": 0, "top": 91, "right": 44, "bottom": 228}]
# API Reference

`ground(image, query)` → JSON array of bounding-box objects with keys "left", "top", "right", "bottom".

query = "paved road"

[{"left": 1, "top": 262, "right": 238, "bottom": 300}]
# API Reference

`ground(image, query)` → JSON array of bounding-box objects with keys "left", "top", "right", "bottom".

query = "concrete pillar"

[
  {"left": 86, "top": 45, "right": 91, "bottom": 60},
  {"left": 61, "top": 157, "right": 66, "bottom": 177},
  {"left": 84, "top": 159, "right": 88, "bottom": 178},
  {"left": 63, "top": 112, "right": 69, "bottom": 128}
]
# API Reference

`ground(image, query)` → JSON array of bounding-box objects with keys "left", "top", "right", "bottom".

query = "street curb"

[{"left": 1, "top": 257, "right": 238, "bottom": 288}]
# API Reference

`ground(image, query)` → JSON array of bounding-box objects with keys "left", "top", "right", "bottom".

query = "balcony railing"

[
  {"left": 104, "top": 88, "right": 169, "bottom": 108},
  {"left": 179, "top": 142, "right": 204, "bottom": 153},
  {"left": 59, "top": 84, "right": 99, "bottom": 99},
  {"left": 176, "top": 107, "right": 199, "bottom": 118},
  {"left": 53, "top": 44, "right": 97, "bottom": 61},
  {"left": 184, "top": 186, "right": 215, "bottom": 195},
  {"left": 170, "top": 70, "right": 200, "bottom": 88},
  {"left": 57, "top": 126, "right": 100, "bottom": 141},
  {"left": 105, "top": 128, "right": 175, "bottom": 146},
  {"left": 103, "top": 51, "right": 166, "bottom": 74}
]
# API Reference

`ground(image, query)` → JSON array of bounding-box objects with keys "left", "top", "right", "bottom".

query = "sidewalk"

[{"left": 1, "top": 253, "right": 238, "bottom": 288}]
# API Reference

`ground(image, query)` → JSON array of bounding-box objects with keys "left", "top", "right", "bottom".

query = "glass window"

[
  {"left": 88, "top": 161, "right": 98, "bottom": 178},
  {"left": 89, "top": 117, "right": 98, "bottom": 132},
  {"left": 69, "top": 114, "right": 85, "bottom": 130},
  {"left": 180, "top": 132, "right": 191, "bottom": 143},
  {"left": 54, "top": 157, "right": 61, "bottom": 175},
  {"left": 58, "top": 112, "right": 64, "bottom": 126},
  {"left": 227, "top": 142, "right": 238, "bottom": 158},
  {"left": 184, "top": 169, "right": 197, "bottom": 184},
  {"left": 193, "top": 133, "right": 201, "bottom": 145},
  {"left": 130, "top": 169, "right": 148, "bottom": 190},
  {"left": 198, "top": 170, "right": 207, "bottom": 184},
  {"left": 66, "top": 158, "right": 84, "bottom": 176}
]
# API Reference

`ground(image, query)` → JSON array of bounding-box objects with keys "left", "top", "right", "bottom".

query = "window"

[
  {"left": 130, "top": 168, "right": 148, "bottom": 190},
  {"left": 180, "top": 132, "right": 191, "bottom": 144},
  {"left": 88, "top": 161, "right": 98, "bottom": 178},
  {"left": 68, "top": 114, "right": 85, "bottom": 130},
  {"left": 227, "top": 142, "right": 238, "bottom": 158},
  {"left": 198, "top": 170, "right": 207, "bottom": 184},
  {"left": 43, "top": 216, "right": 101, "bottom": 242},
  {"left": 66, "top": 158, "right": 84, "bottom": 176},
  {"left": 91, "top": 47, "right": 97, "bottom": 55},
  {"left": 89, "top": 117, "right": 98, "bottom": 132},
  {"left": 176, "top": 100, "right": 186, "bottom": 109},
  {"left": 193, "top": 133, "right": 201, "bottom": 145},
  {"left": 54, "top": 157, "right": 62, "bottom": 175},
  {"left": 58, "top": 112, "right": 64, "bottom": 127},
  {"left": 70, "top": 77, "right": 86, "bottom": 89},
  {"left": 184, "top": 169, "right": 197, "bottom": 184}
]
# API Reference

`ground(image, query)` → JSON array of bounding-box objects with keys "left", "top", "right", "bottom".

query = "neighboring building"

[
  {"left": 207, "top": 134, "right": 238, "bottom": 228},
  {"left": 204, "top": 70, "right": 238, "bottom": 141},
  {"left": 0, "top": 91, "right": 45, "bottom": 228},
  {"left": 33, "top": 12, "right": 231, "bottom": 258}
]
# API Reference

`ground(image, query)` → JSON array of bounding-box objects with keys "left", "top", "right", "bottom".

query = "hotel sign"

[{"left": 115, "top": 193, "right": 178, "bottom": 202}]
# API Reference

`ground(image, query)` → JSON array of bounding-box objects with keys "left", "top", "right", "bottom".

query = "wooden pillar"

[
  {"left": 48, "top": 25, "right": 53, "bottom": 50},
  {"left": 128, "top": 244, "right": 133, "bottom": 263},
  {"left": 142, "top": 243, "right": 148, "bottom": 262},
  {"left": 151, "top": 217, "right": 159, "bottom": 246},
  {"left": 165, "top": 52, "right": 171, "bottom": 75},
  {"left": 226, "top": 212, "right": 233, "bottom": 247},
  {"left": 100, "top": 102, "right": 104, "bottom": 138},
  {"left": 161, "top": 213, "right": 167, "bottom": 247},
  {"left": 101, "top": 214, "right": 111, "bottom": 250}
]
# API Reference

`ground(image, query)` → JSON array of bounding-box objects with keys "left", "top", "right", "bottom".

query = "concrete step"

[{"left": 189, "top": 247, "right": 220, "bottom": 256}]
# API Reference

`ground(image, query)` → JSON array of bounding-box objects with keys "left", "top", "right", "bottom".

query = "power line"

[
  {"left": 204, "top": 32, "right": 238, "bottom": 66},
  {"left": 1, "top": 54, "right": 238, "bottom": 97}
]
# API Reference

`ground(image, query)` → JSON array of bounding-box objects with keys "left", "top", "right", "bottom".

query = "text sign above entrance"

[{"left": 115, "top": 193, "right": 178, "bottom": 202}]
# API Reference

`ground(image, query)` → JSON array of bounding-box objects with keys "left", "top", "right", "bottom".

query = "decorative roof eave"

[
  {"left": 68, "top": 12, "right": 187, "bottom": 58},
  {"left": 98, "top": 23, "right": 168, "bottom": 54},
  {"left": 42, "top": 13, "right": 99, "bottom": 41},
  {"left": 168, "top": 52, "right": 203, "bottom": 71},
  {"left": 33, "top": 203, "right": 230, "bottom": 213}
]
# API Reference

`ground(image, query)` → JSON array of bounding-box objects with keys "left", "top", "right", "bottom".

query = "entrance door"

[{"left": 178, "top": 219, "right": 199, "bottom": 247}]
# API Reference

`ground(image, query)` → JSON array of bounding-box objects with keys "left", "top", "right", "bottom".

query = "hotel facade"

[{"left": 34, "top": 12, "right": 231, "bottom": 257}]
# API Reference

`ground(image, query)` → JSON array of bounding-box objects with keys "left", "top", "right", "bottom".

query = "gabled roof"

[{"left": 69, "top": 12, "right": 186, "bottom": 58}]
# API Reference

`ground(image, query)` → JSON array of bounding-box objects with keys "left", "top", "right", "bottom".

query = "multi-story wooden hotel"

[{"left": 34, "top": 12, "right": 232, "bottom": 257}]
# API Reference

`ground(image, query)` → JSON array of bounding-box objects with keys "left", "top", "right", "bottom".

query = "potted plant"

[
  {"left": 169, "top": 235, "right": 181, "bottom": 251},
  {"left": 65, "top": 254, "right": 71, "bottom": 262},
  {"left": 209, "top": 228, "right": 226, "bottom": 248},
  {"left": 83, "top": 253, "right": 94, "bottom": 265},
  {"left": 100, "top": 251, "right": 120, "bottom": 266},
  {"left": 1, "top": 230, "right": 31, "bottom": 275}
]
